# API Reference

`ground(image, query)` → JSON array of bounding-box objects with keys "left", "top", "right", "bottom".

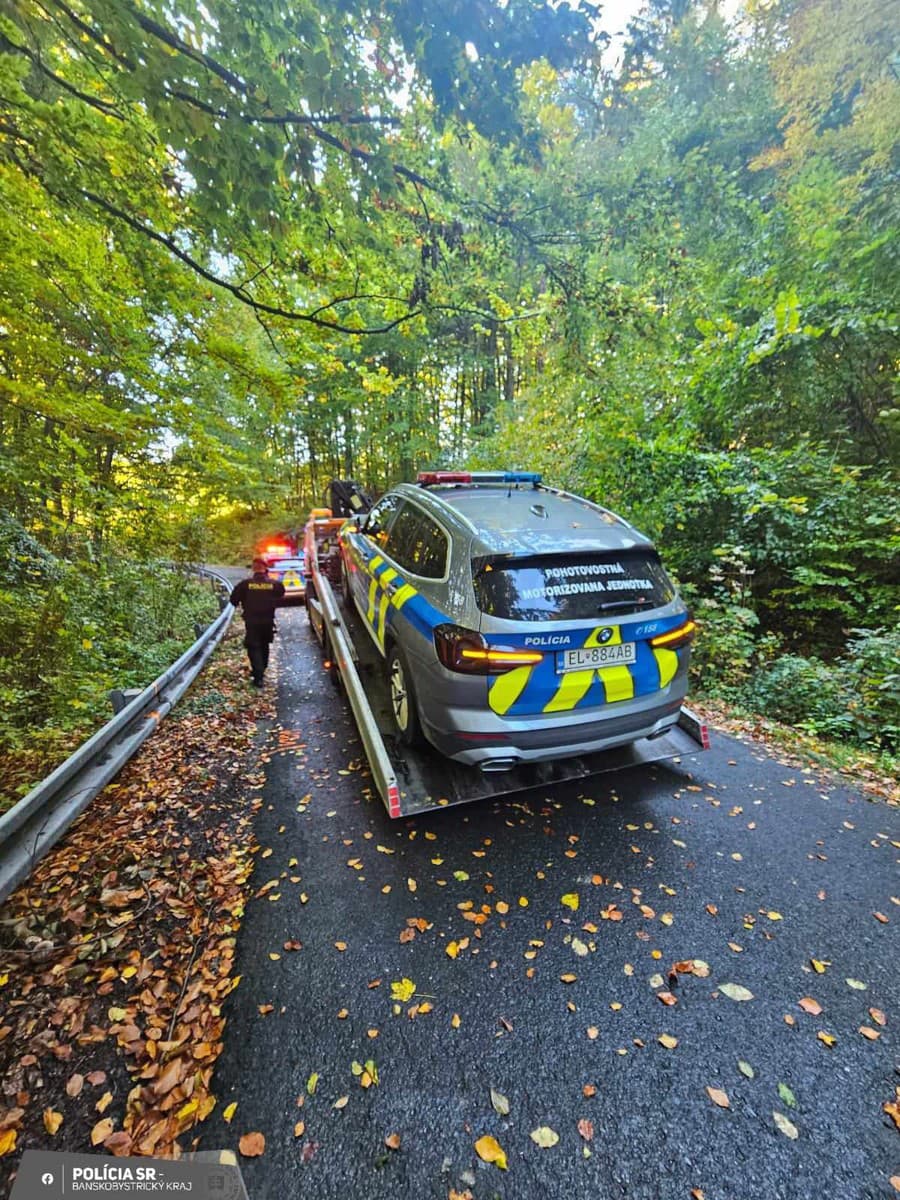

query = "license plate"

[{"left": 557, "top": 643, "right": 636, "bottom": 673}]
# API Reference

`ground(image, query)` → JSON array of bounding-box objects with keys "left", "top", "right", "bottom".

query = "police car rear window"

[{"left": 472, "top": 551, "right": 675, "bottom": 621}]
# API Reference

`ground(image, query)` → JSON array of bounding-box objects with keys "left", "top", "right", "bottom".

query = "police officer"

[{"left": 229, "top": 558, "right": 285, "bottom": 687}]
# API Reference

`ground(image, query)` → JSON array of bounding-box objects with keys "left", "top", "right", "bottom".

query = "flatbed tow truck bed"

[{"left": 303, "top": 512, "right": 709, "bottom": 819}]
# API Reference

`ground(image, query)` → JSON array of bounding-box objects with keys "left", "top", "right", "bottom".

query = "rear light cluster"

[
  {"left": 650, "top": 619, "right": 697, "bottom": 649},
  {"left": 433, "top": 625, "right": 543, "bottom": 675}
]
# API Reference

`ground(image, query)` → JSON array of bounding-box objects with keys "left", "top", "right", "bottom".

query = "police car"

[
  {"left": 266, "top": 555, "right": 306, "bottom": 604},
  {"left": 339, "top": 472, "right": 695, "bottom": 769}
]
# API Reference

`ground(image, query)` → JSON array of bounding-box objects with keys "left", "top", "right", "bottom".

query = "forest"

[{"left": 0, "top": 0, "right": 897, "bottom": 792}]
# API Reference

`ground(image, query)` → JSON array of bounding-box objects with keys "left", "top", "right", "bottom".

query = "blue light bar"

[{"left": 503, "top": 471, "right": 542, "bottom": 484}]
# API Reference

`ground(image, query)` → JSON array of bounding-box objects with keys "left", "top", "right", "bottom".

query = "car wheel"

[{"left": 386, "top": 644, "right": 423, "bottom": 747}]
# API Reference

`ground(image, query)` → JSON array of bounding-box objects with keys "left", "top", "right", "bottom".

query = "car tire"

[{"left": 386, "top": 643, "right": 424, "bottom": 747}]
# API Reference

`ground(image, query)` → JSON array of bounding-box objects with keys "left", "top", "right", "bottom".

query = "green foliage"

[
  {"left": 0, "top": 515, "right": 218, "bottom": 758},
  {"left": 746, "top": 626, "right": 900, "bottom": 752}
]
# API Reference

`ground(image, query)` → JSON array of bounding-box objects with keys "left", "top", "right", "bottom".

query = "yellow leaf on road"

[
  {"left": 223, "top": 1103, "right": 237, "bottom": 1123},
  {"left": 475, "top": 1135, "right": 508, "bottom": 1169},
  {"left": 0, "top": 1129, "right": 17, "bottom": 1157},
  {"left": 658, "top": 1035, "right": 678, "bottom": 1049},
  {"left": 817, "top": 1031, "right": 837, "bottom": 1047},
  {"left": 561, "top": 893, "right": 579, "bottom": 911},
  {"left": 391, "top": 978, "right": 416, "bottom": 1002},
  {"left": 43, "top": 1109, "right": 63, "bottom": 1135},
  {"left": 446, "top": 941, "right": 459, "bottom": 959},
  {"left": 91, "top": 1119, "right": 113, "bottom": 1146}
]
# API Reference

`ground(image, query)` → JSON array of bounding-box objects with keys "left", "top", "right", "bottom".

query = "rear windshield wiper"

[{"left": 596, "top": 599, "right": 650, "bottom": 613}]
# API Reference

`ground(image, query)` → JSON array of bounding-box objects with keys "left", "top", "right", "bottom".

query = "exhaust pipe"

[{"left": 479, "top": 758, "right": 519, "bottom": 773}]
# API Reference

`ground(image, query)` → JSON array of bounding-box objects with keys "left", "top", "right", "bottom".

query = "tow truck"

[{"left": 303, "top": 487, "right": 709, "bottom": 819}]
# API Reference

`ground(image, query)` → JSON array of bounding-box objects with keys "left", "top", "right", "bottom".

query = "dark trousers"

[{"left": 244, "top": 622, "right": 273, "bottom": 682}]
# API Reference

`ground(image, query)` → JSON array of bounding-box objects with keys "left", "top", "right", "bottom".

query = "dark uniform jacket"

[{"left": 230, "top": 573, "right": 285, "bottom": 631}]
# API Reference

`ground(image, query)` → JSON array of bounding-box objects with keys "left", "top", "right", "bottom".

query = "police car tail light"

[
  {"left": 434, "top": 624, "right": 543, "bottom": 675},
  {"left": 650, "top": 619, "right": 697, "bottom": 649}
]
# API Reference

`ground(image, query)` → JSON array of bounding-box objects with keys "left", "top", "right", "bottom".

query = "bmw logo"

[{"left": 598, "top": 628, "right": 613, "bottom": 644}]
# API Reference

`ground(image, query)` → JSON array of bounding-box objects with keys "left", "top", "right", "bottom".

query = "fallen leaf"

[
  {"left": 571, "top": 937, "right": 589, "bottom": 957},
  {"left": 738, "top": 1061, "right": 755, "bottom": 1079},
  {"left": 583, "top": 1084, "right": 597, "bottom": 1098},
  {"left": 561, "top": 893, "right": 579, "bottom": 911},
  {"left": 490, "top": 1088, "right": 510, "bottom": 1116},
  {"left": 869, "top": 1008, "right": 887, "bottom": 1026},
  {"left": 560, "top": 973, "right": 578, "bottom": 984},
  {"left": 384, "top": 1133, "right": 401, "bottom": 1150},
  {"left": 91, "top": 1119, "right": 114, "bottom": 1146},
  {"left": 451, "top": 1013, "right": 461, "bottom": 1029},
  {"left": 846, "top": 978, "right": 867, "bottom": 991},
  {"left": 811, "top": 959, "right": 827, "bottom": 973},
  {"left": 766, "top": 911, "right": 782, "bottom": 921},
  {"left": 43, "top": 1109, "right": 63, "bottom": 1136},
  {"left": 223, "top": 1102, "right": 237, "bottom": 1123},
  {"left": 391, "top": 978, "right": 416, "bottom": 1002},
  {"left": 874, "top": 912, "right": 889, "bottom": 923},
  {"left": 474, "top": 1134, "right": 507, "bottom": 1169},
  {"left": 0, "top": 1129, "right": 16, "bottom": 1157},
  {"left": 778, "top": 1083, "right": 797, "bottom": 1108},
  {"left": 293, "top": 1121, "right": 305, "bottom": 1138},
  {"left": 884, "top": 1099, "right": 900, "bottom": 1131},
  {"left": 658, "top": 1034, "right": 678, "bottom": 1049},
  {"left": 859, "top": 1026, "right": 881, "bottom": 1040},
  {"left": 66, "top": 1073, "right": 84, "bottom": 1098},
  {"left": 239, "top": 1132, "right": 265, "bottom": 1157},
  {"left": 587, "top": 1027, "right": 599, "bottom": 1040},
  {"left": 817, "top": 1031, "right": 836, "bottom": 1047},
  {"left": 798, "top": 997, "right": 822, "bottom": 1015},
  {"left": 530, "top": 1126, "right": 560, "bottom": 1148},
  {"left": 333, "top": 1096, "right": 349, "bottom": 1109},
  {"left": 657, "top": 991, "right": 678, "bottom": 1006},
  {"left": 719, "top": 983, "right": 754, "bottom": 1002},
  {"left": 773, "top": 1112, "right": 799, "bottom": 1140},
  {"left": 334, "top": 941, "right": 347, "bottom": 952},
  {"left": 706, "top": 1087, "right": 730, "bottom": 1109},
  {"left": 307, "top": 1073, "right": 319, "bottom": 1095},
  {"left": 577, "top": 1118, "right": 594, "bottom": 1141}
]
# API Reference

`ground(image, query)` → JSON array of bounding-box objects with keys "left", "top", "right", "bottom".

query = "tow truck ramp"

[{"left": 305, "top": 515, "right": 709, "bottom": 819}]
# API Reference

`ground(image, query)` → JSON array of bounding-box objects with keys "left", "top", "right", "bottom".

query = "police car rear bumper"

[{"left": 421, "top": 686, "right": 688, "bottom": 768}]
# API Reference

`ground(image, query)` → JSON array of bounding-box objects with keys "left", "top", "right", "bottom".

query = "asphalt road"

[{"left": 199, "top": 606, "right": 899, "bottom": 1200}]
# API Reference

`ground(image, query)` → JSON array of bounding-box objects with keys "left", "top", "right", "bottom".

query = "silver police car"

[{"left": 339, "top": 471, "right": 695, "bottom": 770}]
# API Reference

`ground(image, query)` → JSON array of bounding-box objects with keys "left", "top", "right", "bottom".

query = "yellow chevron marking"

[
  {"left": 543, "top": 668, "right": 595, "bottom": 713},
  {"left": 376, "top": 591, "right": 391, "bottom": 650},
  {"left": 653, "top": 647, "right": 679, "bottom": 688},
  {"left": 366, "top": 575, "right": 379, "bottom": 623},
  {"left": 390, "top": 583, "right": 417, "bottom": 610},
  {"left": 489, "top": 665, "right": 535, "bottom": 715},
  {"left": 597, "top": 664, "right": 635, "bottom": 702}
]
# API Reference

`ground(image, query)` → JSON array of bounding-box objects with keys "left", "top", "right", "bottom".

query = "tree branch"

[{"left": 76, "top": 186, "right": 423, "bottom": 335}]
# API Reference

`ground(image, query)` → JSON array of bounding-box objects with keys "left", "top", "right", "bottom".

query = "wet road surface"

[{"left": 199, "top": 607, "right": 899, "bottom": 1200}]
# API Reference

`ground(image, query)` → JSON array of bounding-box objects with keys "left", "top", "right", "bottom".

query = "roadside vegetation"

[
  {"left": 0, "top": 514, "right": 219, "bottom": 811},
  {"left": 0, "top": 0, "right": 896, "bottom": 786}
]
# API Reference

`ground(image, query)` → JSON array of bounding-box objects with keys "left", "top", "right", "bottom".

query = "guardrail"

[{"left": 0, "top": 568, "right": 235, "bottom": 905}]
